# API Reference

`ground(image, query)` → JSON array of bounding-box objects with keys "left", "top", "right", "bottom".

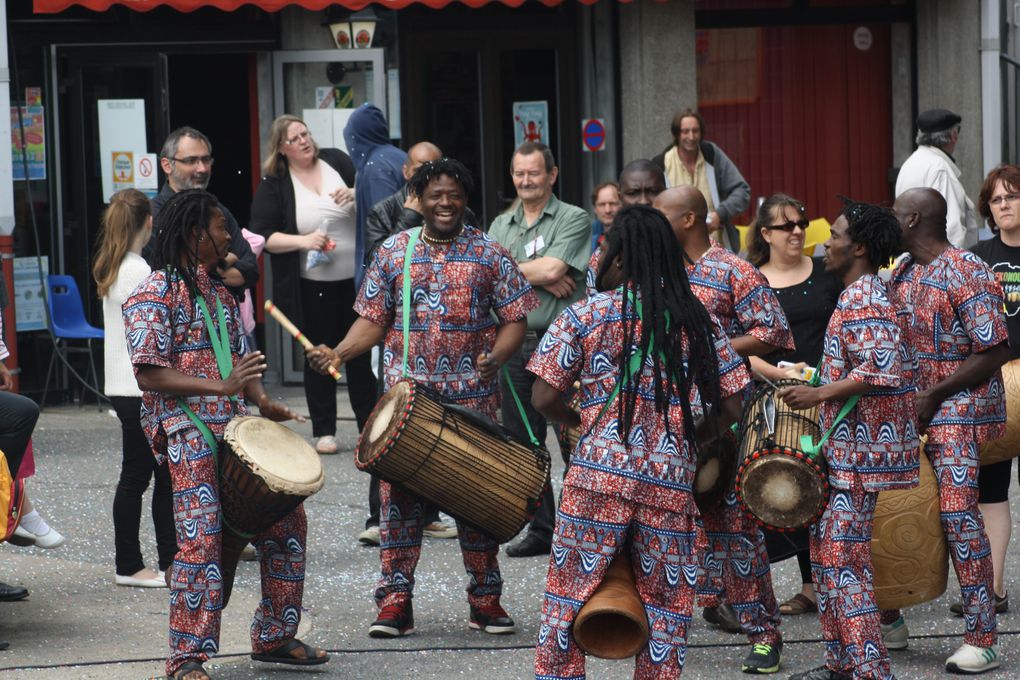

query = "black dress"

[{"left": 759, "top": 257, "right": 841, "bottom": 563}]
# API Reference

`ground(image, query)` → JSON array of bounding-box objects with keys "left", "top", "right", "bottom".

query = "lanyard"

[{"left": 798, "top": 358, "right": 860, "bottom": 458}]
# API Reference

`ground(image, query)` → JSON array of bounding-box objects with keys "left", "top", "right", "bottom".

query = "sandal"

[
  {"left": 779, "top": 593, "right": 817, "bottom": 615},
  {"left": 172, "top": 661, "right": 212, "bottom": 680},
  {"left": 251, "top": 638, "right": 329, "bottom": 666}
]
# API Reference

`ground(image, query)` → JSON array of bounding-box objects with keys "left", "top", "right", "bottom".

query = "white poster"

[
  {"left": 98, "top": 100, "right": 147, "bottom": 202},
  {"left": 13, "top": 256, "right": 48, "bottom": 332},
  {"left": 513, "top": 101, "right": 549, "bottom": 147},
  {"left": 301, "top": 109, "right": 357, "bottom": 154}
]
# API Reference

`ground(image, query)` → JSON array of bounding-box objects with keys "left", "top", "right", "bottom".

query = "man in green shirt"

[{"left": 489, "top": 142, "right": 592, "bottom": 557}]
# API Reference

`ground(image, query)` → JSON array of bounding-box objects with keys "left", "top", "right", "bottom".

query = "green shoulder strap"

[{"left": 401, "top": 228, "right": 422, "bottom": 378}]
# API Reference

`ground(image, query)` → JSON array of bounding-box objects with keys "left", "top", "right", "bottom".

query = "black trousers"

[
  {"left": 0, "top": 391, "right": 38, "bottom": 482},
  {"left": 110, "top": 396, "right": 177, "bottom": 574},
  {"left": 300, "top": 278, "right": 382, "bottom": 527},
  {"left": 500, "top": 333, "right": 555, "bottom": 543}
]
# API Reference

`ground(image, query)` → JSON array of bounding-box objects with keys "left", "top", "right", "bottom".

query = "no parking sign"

[{"left": 581, "top": 118, "right": 606, "bottom": 152}]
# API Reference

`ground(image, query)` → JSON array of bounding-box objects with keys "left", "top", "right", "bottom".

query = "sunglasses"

[{"left": 767, "top": 219, "right": 809, "bottom": 232}]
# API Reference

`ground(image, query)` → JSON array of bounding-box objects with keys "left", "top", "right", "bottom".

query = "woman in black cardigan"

[{"left": 250, "top": 115, "right": 377, "bottom": 456}]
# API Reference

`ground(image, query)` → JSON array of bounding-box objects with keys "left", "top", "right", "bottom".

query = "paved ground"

[{"left": 1, "top": 386, "right": 1018, "bottom": 679}]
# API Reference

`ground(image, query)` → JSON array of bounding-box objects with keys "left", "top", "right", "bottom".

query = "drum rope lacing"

[{"left": 401, "top": 227, "right": 542, "bottom": 448}]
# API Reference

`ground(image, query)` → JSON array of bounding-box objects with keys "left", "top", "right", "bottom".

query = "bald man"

[
  {"left": 654, "top": 185, "right": 793, "bottom": 674},
  {"left": 883, "top": 188, "right": 1008, "bottom": 674},
  {"left": 364, "top": 141, "right": 478, "bottom": 265}
]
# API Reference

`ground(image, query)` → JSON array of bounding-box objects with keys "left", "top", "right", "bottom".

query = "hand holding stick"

[{"left": 264, "top": 299, "right": 341, "bottom": 382}]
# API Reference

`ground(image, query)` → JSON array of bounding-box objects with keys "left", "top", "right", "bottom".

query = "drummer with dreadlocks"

[
  {"left": 124, "top": 189, "right": 327, "bottom": 680},
  {"left": 779, "top": 199, "right": 919, "bottom": 680},
  {"left": 528, "top": 204, "right": 750, "bottom": 679},
  {"left": 306, "top": 158, "right": 538, "bottom": 639}
]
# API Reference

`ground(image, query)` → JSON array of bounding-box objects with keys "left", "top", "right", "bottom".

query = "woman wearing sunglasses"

[{"left": 745, "top": 193, "right": 842, "bottom": 617}]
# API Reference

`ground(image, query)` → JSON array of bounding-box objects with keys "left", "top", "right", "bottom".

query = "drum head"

[
  {"left": 693, "top": 430, "right": 737, "bottom": 514},
  {"left": 738, "top": 449, "right": 827, "bottom": 531},
  {"left": 223, "top": 417, "right": 324, "bottom": 494},
  {"left": 357, "top": 380, "right": 413, "bottom": 469}
]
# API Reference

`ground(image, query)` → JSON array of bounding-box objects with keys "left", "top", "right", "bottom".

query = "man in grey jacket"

[{"left": 652, "top": 108, "right": 750, "bottom": 253}]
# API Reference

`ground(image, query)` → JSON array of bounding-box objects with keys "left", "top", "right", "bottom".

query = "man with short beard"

[{"left": 146, "top": 126, "right": 257, "bottom": 295}]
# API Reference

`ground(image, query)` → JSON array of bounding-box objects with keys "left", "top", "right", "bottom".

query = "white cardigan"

[{"left": 102, "top": 252, "right": 150, "bottom": 397}]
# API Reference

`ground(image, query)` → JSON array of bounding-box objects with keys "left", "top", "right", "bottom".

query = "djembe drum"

[
  {"left": 218, "top": 417, "right": 325, "bottom": 606},
  {"left": 980, "top": 359, "right": 1020, "bottom": 466},
  {"left": 735, "top": 380, "right": 827, "bottom": 531},
  {"left": 356, "top": 379, "right": 551, "bottom": 543},
  {"left": 872, "top": 450, "right": 949, "bottom": 609}
]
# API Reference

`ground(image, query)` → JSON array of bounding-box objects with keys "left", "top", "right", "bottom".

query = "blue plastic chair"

[{"left": 41, "top": 275, "right": 104, "bottom": 409}]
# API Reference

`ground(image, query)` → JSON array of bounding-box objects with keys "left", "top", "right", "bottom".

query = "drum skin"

[
  {"left": 979, "top": 359, "right": 1020, "bottom": 466},
  {"left": 573, "top": 552, "right": 649, "bottom": 659},
  {"left": 872, "top": 451, "right": 948, "bottom": 610},
  {"left": 356, "top": 379, "right": 551, "bottom": 544}
]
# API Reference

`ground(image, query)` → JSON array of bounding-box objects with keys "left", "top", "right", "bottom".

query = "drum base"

[{"left": 737, "top": 448, "right": 828, "bottom": 532}]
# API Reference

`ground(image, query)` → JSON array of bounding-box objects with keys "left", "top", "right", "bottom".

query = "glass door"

[{"left": 270, "top": 48, "right": 386, "bottom": 383}]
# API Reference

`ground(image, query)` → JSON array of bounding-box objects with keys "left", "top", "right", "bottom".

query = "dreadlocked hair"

[
  {"left": 408, "top": 157, "right": 475, "bottom": 198},
  {"left": 596, "top": 204, "right": 722, "bottom": 454},
  {"left": 838, "top": 196, "right": 903, "bottom": 269},
  {"left": 151, "top": 188, "right": 221, "bottom": 297}
]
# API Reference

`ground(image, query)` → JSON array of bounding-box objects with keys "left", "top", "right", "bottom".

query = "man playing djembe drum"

[
  {"left": 884, "top": 188, "right": 1009, "bottom": 674},
  {"left": 528, "top": 205, "right": 749, "bottom": 679},
  {"left": 307, "top": 158, "right": 539, "bottom": 638},
  {"left": 654, "top": 185, "right": 793, "bottom": 674},
  {"left": 124, "top": 189, "right": 328, "bottom": 680},
  {"left": 780, "top": 200, "right": 919, "bottom": 680}
]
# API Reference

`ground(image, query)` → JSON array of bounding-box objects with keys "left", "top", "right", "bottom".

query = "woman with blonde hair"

[{"left": 93, "top": 188, "right": 176, "bottom": 587}]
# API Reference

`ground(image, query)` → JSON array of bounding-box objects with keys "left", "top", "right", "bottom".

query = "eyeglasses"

[
  {"left": 283, "top": 131, "right": 312, "bottom": 146},
  {"left": 170, "top": 155, "right": 214, "bottom": 166},
  {"left": 767, "top": 219, "right": 809, "bottom": 232},
  {"left": 989, "top": 193, "right": 1020, "bottom": 207}
]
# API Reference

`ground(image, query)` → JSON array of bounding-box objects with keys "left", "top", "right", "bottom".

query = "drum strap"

[
  {"left": 402, "top": 227, "right": 541, "bottom": 447},
  {"left": 593, "top": 290, "right": 659, "bottom": 428},
  {"left": 800, "top": 395, "right": 860, "bottom": 458}
]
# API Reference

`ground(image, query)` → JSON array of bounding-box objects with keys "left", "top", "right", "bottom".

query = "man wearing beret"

[{"left": 895, "top": 108, "right": 980, "bottom": 248}]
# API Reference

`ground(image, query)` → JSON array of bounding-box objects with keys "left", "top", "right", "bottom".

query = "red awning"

[{"left": 33, "top": 0, "right": 589, "bottom": 12}]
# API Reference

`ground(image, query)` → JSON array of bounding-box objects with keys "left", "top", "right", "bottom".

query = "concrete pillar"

[
  {"left": 915, "top": 0, "right": 983, "bottom": 195},
  {"left": 618, "top": 0, "right": 697, "bottom": 162}
]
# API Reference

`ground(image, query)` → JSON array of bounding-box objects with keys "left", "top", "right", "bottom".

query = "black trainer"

[
  {"left": 469, "top": 602, "right": 516, "bottom": 634},
  {"left": 742, "top": 641, "right": 782, "bottom": 674},
  {"left": 369, "top": 601, "right": 414, "bottom": 638},
  {"left": 703, "top": 603, "right": 742, "bottom": 633}
]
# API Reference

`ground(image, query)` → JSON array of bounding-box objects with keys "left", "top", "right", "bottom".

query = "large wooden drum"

[
  {"left": 356, "top": 379, "right": 551, "bottom": 544},
  {"left": 980, "top": 359, "right": 1020, "bottom": 467},
  {"left": 573, "top": 552, "right": 649, "bottom": 659},
  {"left": 872, "top": 452, "right": 948, "bottom": 610},
  {"left": 218, "top": 417, "right": 325, "bottom": 606}
]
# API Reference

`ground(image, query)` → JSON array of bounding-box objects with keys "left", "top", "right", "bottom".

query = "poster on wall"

[
  {"left": 11, "top": 105, "right": 46, "bottom": 181},
  {"left": 97, "top": 99, "right": 147, "bottom": 202},
  {"left": 512, "top": 101, "right": 549, "bottom": 147},
  {"left": 13, "top": 256, "right": 48, "bottom": 332},
  {"left": 302, "top": 109, "right": 357, "bottom": 154}
]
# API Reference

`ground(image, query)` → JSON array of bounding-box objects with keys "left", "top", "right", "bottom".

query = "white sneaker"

[
  {"left": 358, "top": 525, "right": 381, "bottom": 546},
  {"left": 423, "top": 521, "right": 458, "bottom": 539},
  {"left": 879, "top": 616, "right": 908, "bottom": 650},
  {"left": 945, "top": 643, "right": 1000, "bottom": 674},
  {"left": 14, "top": 525, "right": 64, "bottom": 549},
  {"left": 315, "top": 435, "right": 338, "bottom": 455},
  {"left": 115, "top": 571, "right": 166, "bottom": 588}
]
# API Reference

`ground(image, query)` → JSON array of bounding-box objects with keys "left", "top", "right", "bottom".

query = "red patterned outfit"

[
  {"left": 811, "top": 274, "right": 919, "bottom": 680},
  {"left": 887, "top": 247, "right": 1007, "bottom": 648},
  {"left": 528, "top": 287, "right": 750, "bottom": 679},
  {"left": 125, "top": 267, "right": 307, "bottom": 677},
  {"left": 686, "top": 243, "right": 793, "bottom": 644},
  {"left": 356, "top": 226, "right": 538, "bottom": 617}
]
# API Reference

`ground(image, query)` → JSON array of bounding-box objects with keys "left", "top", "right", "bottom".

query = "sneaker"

[
  {"left": 879, "top": 616, "right": 908, "bottom": 650},
  {"left": 358, "top": 526, "right": 381, "bottom": 547},
  {"left": 239, "top": 544, "right": 258, "bottom": 561},
  {"left": 469, "top": 602, "right": 516, "bottom": 634},
  {"left": 703, "top": 603, "right": 743, "bottom": 634},
  {"left": 369, "top": 601, "right": 414, "bottom": 638},
  {"left": 788, "top": 666, "right": 851, "bottom": 680},
  {"left": 423, "top": 521, "right": 458, "bottom": 539},
  {"left": 315, "top": 435, "right": 338, "bottom": 455},
  {"left": 950, "top": 593, "right": 1008, "bottom": 617},
  {"left": 945, "top": 643, "right": 1000, "bottom": 674},
  {"left": 741, "top": 641, "right": 781, "bottom": 674}
]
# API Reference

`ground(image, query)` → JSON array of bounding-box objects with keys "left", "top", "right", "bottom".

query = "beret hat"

[{"left": 917, "top": 108, "right": 962, "bottom": 133}]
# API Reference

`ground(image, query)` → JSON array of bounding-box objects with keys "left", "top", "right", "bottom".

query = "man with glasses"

[
  {"left": 895, "top": 108, "right": 980, "bottom": 248},
  {"left": 489, "top": 141, "right": 592, "bottom": 558},
  {"left": 148, "top": 126, "right": 258, "bottom": 294}
]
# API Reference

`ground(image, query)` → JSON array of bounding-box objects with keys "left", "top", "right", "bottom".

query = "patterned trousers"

[
  {"left": 165, "top": 424, "right": 307, "bottom": 677},
  {"left": 375, "top": 479, "right": 502, "bottom": 609},
  {"left": 535, "top": 487, "right": 699, "bottom": 680},
  {"left": 697, "top": 489, "right": 781, "bottom": 645},
  {"left": 882, "top": 441, "right": 997, "bottom": 648},
  {"left": 811, "top": 484, "right": 893, "bottom": 680}
]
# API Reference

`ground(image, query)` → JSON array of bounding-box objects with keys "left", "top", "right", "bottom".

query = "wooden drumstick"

[{"left": 264, "top": 300, "right": 341, "bottom": 382}]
